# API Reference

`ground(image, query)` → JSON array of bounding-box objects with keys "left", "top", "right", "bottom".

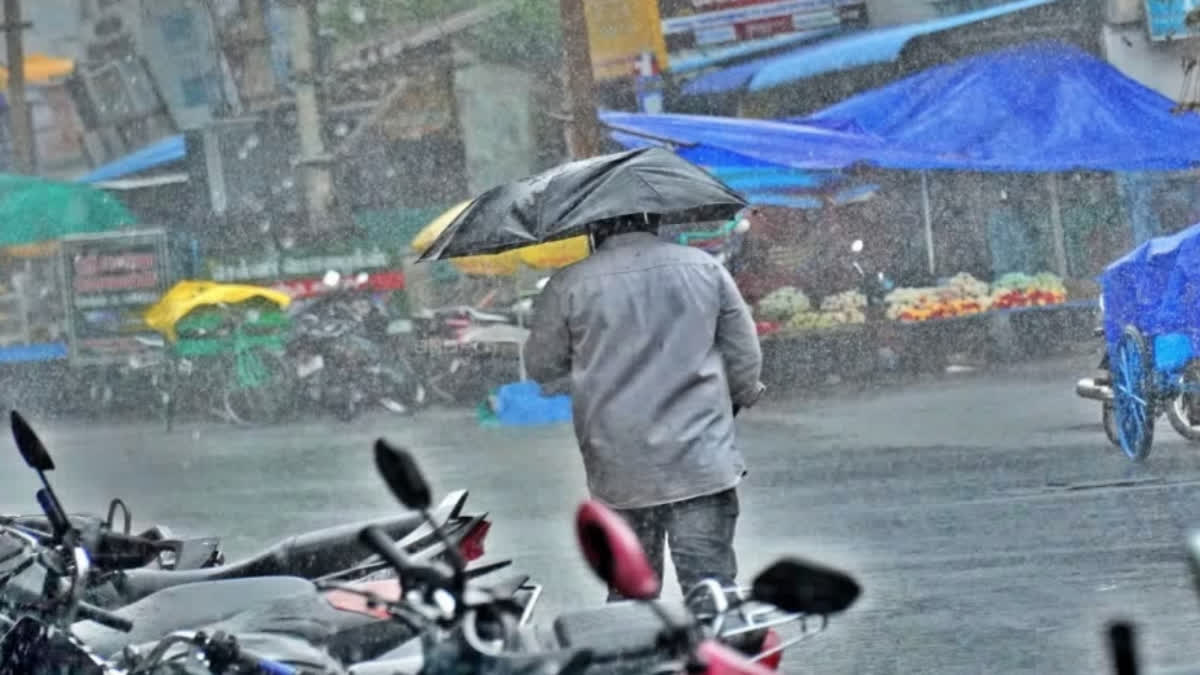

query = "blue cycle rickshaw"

[{"left": 1092, "top": 222, "right": 1200, "bottom": 460}]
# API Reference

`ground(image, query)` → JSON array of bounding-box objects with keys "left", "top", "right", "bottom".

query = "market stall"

[
  {"left": 0, "top": 175, "right": 135, "bottom": 362},
  {"left": 600, "top": 41, "right": 1200, "bottom": 385}
]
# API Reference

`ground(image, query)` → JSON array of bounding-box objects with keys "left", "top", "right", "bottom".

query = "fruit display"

[
  {"left": 786, "top": 311, "right": 840, "bottom": 331},
  {"left": 818, "top": 290, "right": 867, "bottom": 325},
  {"left": 990, "top": 272, "right": 1068, "bottom": 309},
  {"left": 945, "top": 272, "right": 990, "bottom": 300},
  {"left": 756, "top": 286, "right": 811, "bottom": 322},
  {"left": 755, "top": 271, "right": 1069, "bottom": 329},
  {"left": 885, "top": 273, "right": 992, "bottom": 322}
]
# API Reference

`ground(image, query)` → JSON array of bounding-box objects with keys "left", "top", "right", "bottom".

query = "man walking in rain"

[{"left": 524, "top": 213, "right": 765, "bottom": 600}]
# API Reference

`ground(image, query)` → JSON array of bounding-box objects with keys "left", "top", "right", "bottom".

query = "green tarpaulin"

[{"left": 0, "top": 174, "right": 134, "bottom": 247}]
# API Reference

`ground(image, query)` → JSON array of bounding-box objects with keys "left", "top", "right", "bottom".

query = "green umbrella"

[{"left": 0, "top": 174, "right": 134, "bottom": 248}]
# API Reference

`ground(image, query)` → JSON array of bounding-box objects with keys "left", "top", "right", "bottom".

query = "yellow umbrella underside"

[{"left": 411, "top": 201, "right": 589, "bottom": 276}]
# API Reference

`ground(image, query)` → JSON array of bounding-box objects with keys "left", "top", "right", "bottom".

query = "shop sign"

[
  {"left": 60, "top": 229, "right": 170, "bottom": 366},
  {"left": 208, "top": 247, "right": 404, "bottom": 299},
  {"left": 1144, "top": 0, "right": 1200, "bottom": 41},
  {"left": 584, "top": 0, "right": 671, "bottom": 81},
  {"left": 658, "top": 0, "right": 867, "bottom": 55}
]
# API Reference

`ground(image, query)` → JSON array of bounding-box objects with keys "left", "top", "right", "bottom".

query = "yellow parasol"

[
  {"left": 411, "top": 201, "right": 589, "bottom": 276},
  {"left": 0, "top": 53, "right": 74, "bottom": 89}
]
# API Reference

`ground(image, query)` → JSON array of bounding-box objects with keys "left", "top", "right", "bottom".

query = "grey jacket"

[{"left": 524, "top": 232, "right": 764, "bottom": 509}]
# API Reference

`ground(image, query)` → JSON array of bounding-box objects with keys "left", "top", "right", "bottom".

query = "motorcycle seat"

[
  {"left": 115, "top": 512, "right": 426, "bottom": 602},
  {"left": 73, "top": 575, "right": 315, "bottom": 658}
]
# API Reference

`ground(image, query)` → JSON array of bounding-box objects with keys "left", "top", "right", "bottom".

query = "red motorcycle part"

[{"left": 696, "top": 639, "right": 775, "bottom": 675}]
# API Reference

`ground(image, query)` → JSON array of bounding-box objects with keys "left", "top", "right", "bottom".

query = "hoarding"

[
  {"left": 659, "top": 0, "right": 868, "bottom": 54},
  {"left": 60, "top": 229, "right": 170, "bottom": 366},
  {"left": 585, "top": 0, "right": 671, "bottom": 81},
  {"left": 583, "top": 0, "right": 867, "bottom": 81},
  {"left": 1144, "top": 0, "right": 1200, "bottom": 41}
]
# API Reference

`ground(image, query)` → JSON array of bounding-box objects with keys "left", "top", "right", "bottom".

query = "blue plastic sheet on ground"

[
  {"left": 1101, "top": 221, "right": 1200, "bottom": 358},
  {"left": 488, "top": 380, "right": 572, "bottom": 427}
]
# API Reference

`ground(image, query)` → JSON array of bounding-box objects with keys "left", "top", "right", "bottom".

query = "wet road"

[{"left": 5, "top": 356, "right": 1200, "bottom": 673}]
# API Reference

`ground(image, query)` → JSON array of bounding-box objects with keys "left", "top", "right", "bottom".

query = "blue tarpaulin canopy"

[
  {"left": 682, "top": 0, "right": 1055, "bottom": 96},
  {"left": 800, "top": 41, "right": 1200, "bottom": 172},
  {"left": 1102, "top": 221, "right": 1200, "bottom": 356},
  {"left": 601, "top": 110, "right": 892, "bottom": 171},
  {"left": 616, "top": 42, "right": 1200, "bottom": 174},
  {"left": 603, "top": 115, "right": 880, "bottom": 208},
  {"left": 77, "top": 134, "right": 187, "bottom": 183}
]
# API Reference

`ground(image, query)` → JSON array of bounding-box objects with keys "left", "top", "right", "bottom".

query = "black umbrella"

[{"left": 417, "top": 147, "right": 747, "bottom": 261}]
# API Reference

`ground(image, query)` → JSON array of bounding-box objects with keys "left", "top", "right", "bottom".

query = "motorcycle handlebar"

[{"left": 77, "top": 601, "right": 133, "bottom": 633}]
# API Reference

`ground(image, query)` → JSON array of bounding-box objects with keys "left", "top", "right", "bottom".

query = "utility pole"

[
  {"left": 285, "top": 0, "right": 335, "bottom": 234},
  {"left": 3, "top": 0, "right": 32, "bottom": 174},
  {"left": 558, "top": 0, "right": 603, "bottom": 158}
]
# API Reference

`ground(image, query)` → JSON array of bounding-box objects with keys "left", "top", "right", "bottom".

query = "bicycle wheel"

[
  {"left": 1111, "top": 325, "right": 1154, "bottom": 461},
  {"left": 1167, "top": 361, "right": 1200, "bottom": 442},
  {"left": 223, "top": 349, "right": 295, "bottom": 426}
]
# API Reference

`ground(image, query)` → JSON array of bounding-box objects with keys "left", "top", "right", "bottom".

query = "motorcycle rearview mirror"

[
  {"left": 1186, "top": 531, "right": 1200, "bottom": 603},
  {"left": 575, "top": 500, "right": 661, "bottom": 601},
  {"left": 12, "top": 411, "right": 70, "bottom": 539},
  {"left": 850, "top": 240, "right": 864, "bottom": 254},
  {"left": 1107, "top": 621, "right": 1140, "bottom": 675},
  {"left": 374, "top": 440, "right": 432, "bottom": 511},
  {"left": 12, "top": 410, "right": 54, "bottom": 471},
  {"left": 373, "top": 439, "right": 466, "bottom": 593},
  {"left": 750, "top": 558, "right": 860, "bottom": 615}
]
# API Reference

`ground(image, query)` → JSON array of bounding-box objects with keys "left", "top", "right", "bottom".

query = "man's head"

[{"left": 591, "top": 213, "right": 662, "bottom": 248}]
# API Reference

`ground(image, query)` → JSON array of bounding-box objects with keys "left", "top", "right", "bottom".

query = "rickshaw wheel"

[
  {"left": 1112, "top": 325, "right": 1154, "bottom": 461},
  {"left": 1166, "top": 361, "right": 1200, "bottom": 442},
  {"left": 1102, "top": 402, "right": 1120, "bottom": 448}
]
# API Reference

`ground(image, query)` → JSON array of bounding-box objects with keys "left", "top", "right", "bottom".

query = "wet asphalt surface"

[{"left": 5, "top": 356, "right": 1200, "bottom": 673}]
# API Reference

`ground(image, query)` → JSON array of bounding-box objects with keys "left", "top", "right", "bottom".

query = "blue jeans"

[{"left": 607, "top": 488, "right": 739, "bottom": 601}]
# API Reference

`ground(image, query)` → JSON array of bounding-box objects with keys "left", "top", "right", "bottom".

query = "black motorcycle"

[{"left": 288, "top": 274, "right": 427, "bottom": 421}]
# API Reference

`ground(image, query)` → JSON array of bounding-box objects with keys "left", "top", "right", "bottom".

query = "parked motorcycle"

[
  {"left": 849, "top": 239, "right": 894, "bottom": 319},
  {"left": 1, "top": 412, "right": 491, "bottom": 612},
  {"left": 405, "top": 305, "right": 528, "bottom": 405},
  {"left": 289, "top": 271, "right": 428, "bottom": 421},
  {"left": 0, "top": 425, "right": 513, "bottom": 673}
]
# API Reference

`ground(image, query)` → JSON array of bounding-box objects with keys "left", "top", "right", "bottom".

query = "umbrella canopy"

[
  {"left": 0, "top": 174, "right": 134, "bottom": 247},
  {"left": 418, "top": 148, "right": 747, "bottom": 262},
  {"left": 411, "top": 201, "right": 589, "bottom": 275}
]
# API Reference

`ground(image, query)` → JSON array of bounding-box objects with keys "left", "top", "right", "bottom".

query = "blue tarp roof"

[
  {"left": 77, "top": 134, "right": 186, "bottom": 183},
  {"left": 605, "top": 120, "right": 880, "bottom": 209},
  {"left": 800, "top": 40, "right": 1200, "bottom": 171},
  {"left": 1101, "top": 221, "right": 1200, "bottom": 352},
  {"left": 682, "top": 0, "right": 1055, "bottom": 95},
  {"left": 610, "top": 42, "right": 1200, "bottom": 174},
  {"left": 601, "top": 110, "right": 896, "bottom": 171}
]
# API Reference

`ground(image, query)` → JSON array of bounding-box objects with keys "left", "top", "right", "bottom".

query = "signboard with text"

[
  {"left": 658, "top": 0, "right": 868, "bottom": 55},
  {"left": 60, "top": 229, "right": 170, "bottom": 366},
  {"left": 1144, "top": 0, "right": 1200, "bottom": 41},
  {"left": 583, "top": 0, "right": 867, "bottom": 81}
]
